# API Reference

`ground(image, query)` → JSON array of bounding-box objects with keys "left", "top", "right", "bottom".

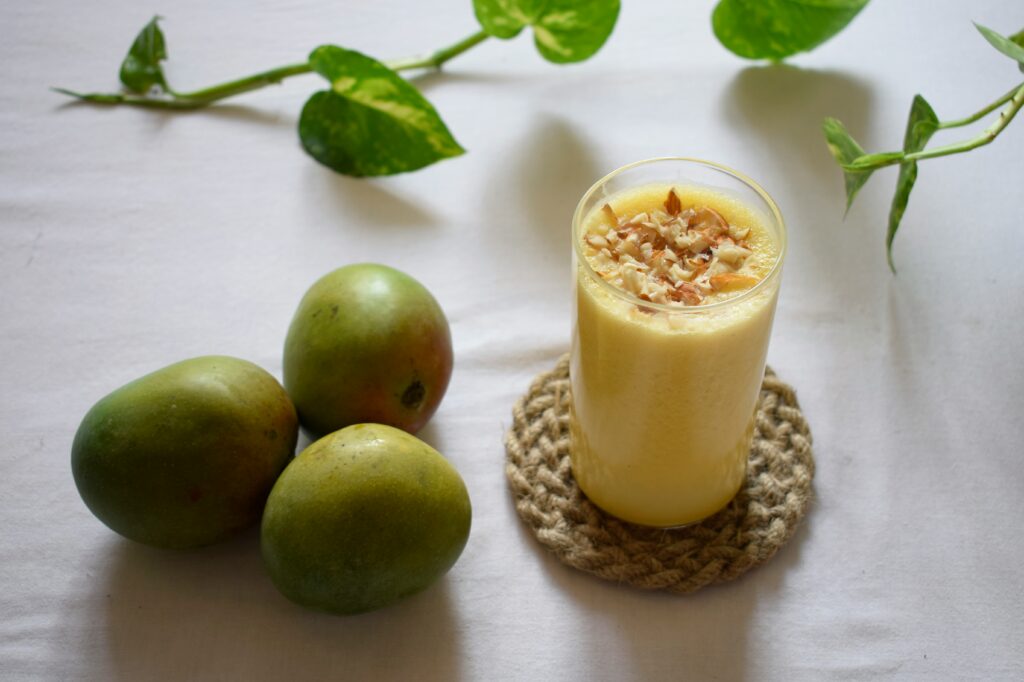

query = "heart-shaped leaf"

[
  {"left": 885, "top": 95, "right": 938, "bottom": 271},
  {"left": 822, "top": 117, "right": 874, "bottom": 213},
  {"left": 473, "top": 0, "right": 620, "bottom": 63},
  {"left": 975, "top": 23, "right": 1024, "bottom": 73},
  {"left": 298, "top": 46, "right": 465, "bottom": 176},
  {"left": 120, "top": 16, "right": 169, "bottom": 94},
  {"left": 473, "top": 0, "right": 534, "bottom": 39},
  {"left": 713, "top": 0, "right": 869, "bottom": 61}
]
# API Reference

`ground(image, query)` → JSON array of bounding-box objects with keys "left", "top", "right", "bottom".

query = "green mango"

[
  {"left": 283, "top": 263, "right": 453, "bottom": 438},
  {"left": 71, "top": 356, "right": 298, "bottom": 549},
  {"left": 261, "top": 423, "right": 472, "bottom": 615}
]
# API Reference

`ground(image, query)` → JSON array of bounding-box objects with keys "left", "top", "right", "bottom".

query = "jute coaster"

[{"left": 504, "top": 354, "right": 815, "bottom": 593}]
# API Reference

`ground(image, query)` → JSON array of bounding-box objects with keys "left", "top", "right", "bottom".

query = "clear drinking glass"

[{"left": 569, "top": 157, "right": 787, "bottom": 527}]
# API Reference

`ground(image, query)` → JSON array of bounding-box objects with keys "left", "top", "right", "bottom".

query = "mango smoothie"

[{"left": 569, "top": 159, "right": 785, "bottom": 528}]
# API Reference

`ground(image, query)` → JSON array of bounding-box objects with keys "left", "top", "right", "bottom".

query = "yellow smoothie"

[{"left": 570, "top": 178, "right": 784, "bottom": 527}]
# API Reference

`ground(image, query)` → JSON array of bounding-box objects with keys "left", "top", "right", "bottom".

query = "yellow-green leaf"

[
  {"left": 299, "top": 46, "right": 464, "bottom": 177},
  {"left": 975, "top": 23, "right": 1024, "bottom": 72},
  {"left": 473, "top": 0, "right": 533, "bottom": 39},
  {"left": 473, "top": 0, "right": 619, "bottom": 63},
  {"left": 822, "top": 117, "right": 874, "bottom": 213},
  {"left": 886, "top": 95, "right": 938, "bottom": 271},
  {"left": 713, "top": 0, "right": 869, "bottom": 61}
]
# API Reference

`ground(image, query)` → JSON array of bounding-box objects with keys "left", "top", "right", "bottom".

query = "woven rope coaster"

[{"left": 505, "top": 354, "right": 815, "bottom": 593}]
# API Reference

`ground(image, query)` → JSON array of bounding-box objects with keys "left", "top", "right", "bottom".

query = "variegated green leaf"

[
  {"left": 473, "top": 0, "right": 619, "bottom": 63},
  {"left": 886, "top": 95, "right": 938, "bottom": 271},
  {"left": 713, "top": 0, "right": 869, "bottom": 61},
  {"left": 299, "top": 46, "right": 464, "bottom": 176},
  {"left": 822, "top": 117, "right": 874, "bottom": 213},
  {"left": 975, "top": 23, "right": 1024, "bottom": 72}
]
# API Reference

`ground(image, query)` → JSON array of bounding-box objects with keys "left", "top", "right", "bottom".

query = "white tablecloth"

[{"left": 4, "top": 1, "right": 1023, "bottom": 679}]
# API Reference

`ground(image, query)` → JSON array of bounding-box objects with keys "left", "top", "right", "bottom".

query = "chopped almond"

[
  {"left": 694, "top": 207, "right": 728, "bottom": 235},
  {"left": 601, "top": 203, "right": 617, "bottom": 224},
  {"left": 664, "top": 189, "right": 682, "bottom": 216},
  {"left": 675, "top": 281, "right": 703, "bottom": 305},
  {"left": 709, "top": 273, "right": 759, "bottom": 292}
]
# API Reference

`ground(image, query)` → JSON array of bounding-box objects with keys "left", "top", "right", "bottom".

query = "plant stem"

[
  {"left": 844, "top": 81, "right": 1024, "bottom": 171},
  {"left": 52, "top": 87, "right": 222, "bottom": 110},
  {"left": 54, "top": 30, "right": 490, "bottom": 110},
  {"left": 168, "top": 62, "right": 312, "bottom": 102},
  {"left": 386, "top": 30, "right": 490, "bottom": 72},
  {"left": 937, "top": 83, "right": 1021, "bottom": 129}
]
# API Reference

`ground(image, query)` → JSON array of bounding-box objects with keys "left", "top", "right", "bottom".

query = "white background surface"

[{"left": 3, "top": 1, "right": 1024, "bottom": 679}]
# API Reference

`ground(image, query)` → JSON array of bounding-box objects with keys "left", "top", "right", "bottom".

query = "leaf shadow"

[
  {"left": 193, "top": 103, "right": 297, "bottom": 129},
  {"left": 480, "top": 114, "right": 600, "bottom": 290},
  {"left": 60, "top": 531, "right": 464, "bottom": 680},
  {"left": 722, "top": 64, "right": 873, "bottom": 194},
  {"left": 720, "top": 64, "right": 876, "bottom": 298},
  {"left": 52, "top": 97, "right": 296, "bottom": 130},
  {"left": 405, "top": 68, "right": 533, "bottom": 93},
  {"left": 304, "top": 166, "right": 442, "bottom": 230}
]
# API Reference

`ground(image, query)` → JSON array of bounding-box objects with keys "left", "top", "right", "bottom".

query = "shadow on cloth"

[
  {"left": 303, "top": 167, "right": 443, "bottom": 230},
  {"left": 720, "top": 65, "right": 874, "bottom": 303},
  {"left": 52, "top": 99, "right": 297, "bottom": 130},
  {"left": 87, "top": 529, "right": 463, "bottom": 680},
  {"left": 194, "top": 104, "right": 297, "bottom": 129},
  {"left": 415, "top": 419, "right": 448, "bottom": 457},
  {"left": 407, "top": 69, "right": 534, "bottom": 93},
  {"left": 507, "top": 490, "right": 812, "bottom": 681},
  {"left": 720, "top": 64, "right": 873, "bottom": 189},
  {"left": 480, "top": 114, "right": 600, "bottom": 292}
]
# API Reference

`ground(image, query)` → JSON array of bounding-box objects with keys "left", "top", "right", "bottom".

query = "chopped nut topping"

[
  {"left": 709, "top": 273, "right": 759, "bottom": 292},
  {"left": 601, "top": 203, "right": 618, "bottom": 225},
  {"left": 582, "top": 188, "right": 761, "bottom": 307},
  {"left": 664, "top": 189, "right": 682, "bottom": 216}
]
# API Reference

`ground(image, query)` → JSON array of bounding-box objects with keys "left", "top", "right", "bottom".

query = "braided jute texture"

[{"left": 505, "top": 354, "right": 815, "bottom": 593}]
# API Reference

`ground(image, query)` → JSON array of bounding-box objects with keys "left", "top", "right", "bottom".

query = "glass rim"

[{"left": 571, "top": 156, "right": 787, "bottom": 314}]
